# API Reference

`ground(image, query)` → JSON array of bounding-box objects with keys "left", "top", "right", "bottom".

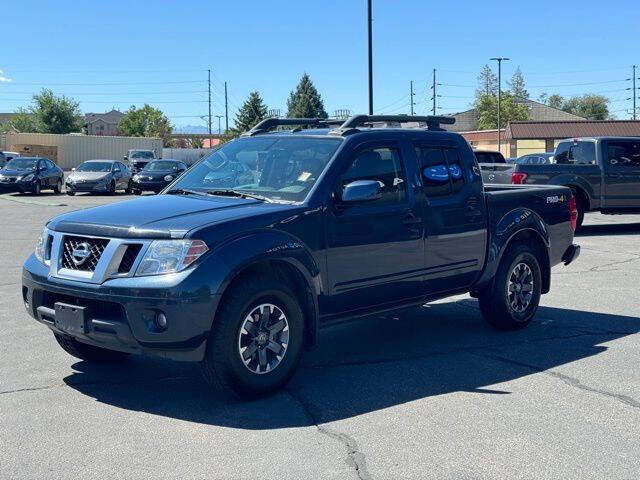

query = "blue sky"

[{"left": 2, "top": 0, "right": 639, "bottom": 129}]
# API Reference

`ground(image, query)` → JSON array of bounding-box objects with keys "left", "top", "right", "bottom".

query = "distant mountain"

[{"left": 172, "top": 124, "right": 209, "bottom": 134}]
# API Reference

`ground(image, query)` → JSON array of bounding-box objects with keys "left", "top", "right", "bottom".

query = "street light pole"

[
  {"left": 367, "top": 0, "right": 373, "bottom": 114},
  {"left": 215, "top": 115, "right": 224, "bottom": 135},
  {"left": 490, "top": 57, "right": 509, "bottom": 153}
]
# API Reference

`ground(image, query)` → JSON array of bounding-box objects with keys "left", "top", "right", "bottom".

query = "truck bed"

[{"left": 483, "top": 183, "right": 575, "bottom": 268}]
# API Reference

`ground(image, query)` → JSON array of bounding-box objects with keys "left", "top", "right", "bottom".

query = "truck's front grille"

[
  {"left": 118, "top": 244, "right": 142, "bottom": 273},
  {"left": 61, "top": 236, "right": 109, "bottom": 272}
]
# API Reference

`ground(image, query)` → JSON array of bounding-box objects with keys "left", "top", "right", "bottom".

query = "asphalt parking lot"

[{"left": 0, "top": 191, "right": 638, "bottom": 480}]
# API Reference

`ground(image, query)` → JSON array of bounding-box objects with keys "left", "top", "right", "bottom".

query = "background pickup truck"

[
  {"left": 22, "top": 115, "right": 580, "bottom": 398},
  {"left": 123, "top": 149, "right": 158, "bottom": 173},
  {"left": 491, "top": 137, "right": 640, "bottom": 228},
  {"left": 476, "top": 150, "right": 515, "bottom": 185}
]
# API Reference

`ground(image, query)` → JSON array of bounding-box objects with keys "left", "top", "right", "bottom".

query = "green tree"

[
  {"left": 119, "top": 104, "right": 173, "bottom": 142},
  {"left": 5, "top": 108, "right": 37, "bottom": 132},
  {"left": 235, "top": 91, "right": 268, "bottom": 132},
  {"left": 508, "top": 66, "right": 528, "bottom": 99},
  {"left": 561, "top": 94, "right": 609, "bottom": 120},
  {"left": 476, "top": 64, "right": 498, "bottom": 98},
  {"left": 286, "top": 73, "right": 328, "bottom": 118},
  {"left": 548, "top": 94, "right": 565, "bottom": 110},
  {"left": 476, "top": 92, "right": 531, "bottom": 130},
  {"left": 10, "top": 89, "right": 82, "bottom": 134}
]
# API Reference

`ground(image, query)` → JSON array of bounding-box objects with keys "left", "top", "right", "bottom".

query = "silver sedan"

[{"left": 66, "top": 160, "right": 132, "bottom": 195}]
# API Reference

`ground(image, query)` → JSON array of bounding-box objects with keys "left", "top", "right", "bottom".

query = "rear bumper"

[
  {"left": 562, "top": 244, "right": 580, "bottom": 266},
  {"left": 22, "top": 254, "right": 220, "bottom": 361}
]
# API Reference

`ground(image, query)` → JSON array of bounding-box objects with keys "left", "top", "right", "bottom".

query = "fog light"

[{"left": 155, "top": 312, "right": 167, "bottom": 330}]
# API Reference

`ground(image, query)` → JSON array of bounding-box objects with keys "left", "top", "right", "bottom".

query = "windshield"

[
  {"left": 76, "top": 161, "right": 113, "bottom": 172},
  {"left": 131, "top": 151, "right": 155, "bottom": 159},
  {"left": 5, "top": 158, "right": 37, "bottom": 170},
  {"left": 144, "top": 161, "right": 180, "bottom": 171},
  {"left": 169, "top": 136, "right": 341, "bottom": 202}
]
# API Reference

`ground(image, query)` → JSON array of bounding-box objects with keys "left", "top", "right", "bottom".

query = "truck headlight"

[
  {"left": 135, "top": 240, "right": 208, "bottom": 276},
  {"left": 164, "top": 175, "right": 174, "bottom": 181},
  {"left": 34, "top": 228, "right": 47, "bottom": 263}
]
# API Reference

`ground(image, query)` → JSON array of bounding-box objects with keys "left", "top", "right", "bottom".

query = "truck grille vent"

[
  {"left": 117, "top": 244, "right": 143, "bottom": 273},
  {"left": 61, "top": 236, "right": 109, "bottom": 272}
]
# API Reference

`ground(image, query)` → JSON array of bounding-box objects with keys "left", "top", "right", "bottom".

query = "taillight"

[
  {"left": 569, "top": 195, "right": 578, "bottom": 231},
  {"left": 511, "top": 172, "right": 528, "bottom": 184}
]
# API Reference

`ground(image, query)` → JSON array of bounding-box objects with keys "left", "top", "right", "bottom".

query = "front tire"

[
  {"left": 201, "top": 275, "right": 305, "bottom": 399},
  {"left": 53, "top": 178, "right": 62, "bottom": 194},
  {"left": 108, "top": 180, "right": 116, "bottom": 195},
  {"left": 53, "top": 333, "right": 129, "bottom": 362},
  {"left": 33, "top": 181, "right": 41, "bottom": 195},
  {"left": 478, "top": 244, "right": 542, "bottom": 330}
]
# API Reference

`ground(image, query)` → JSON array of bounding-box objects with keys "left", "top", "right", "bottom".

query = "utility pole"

[
  {"left": 215, "top": 115, "right": 224, "bottom": 134},
  {"left": 634, "top": 65, "right": 637, "bottom": 121},
  {"left": 410, "top": 80, "right": 415, "bottom": 115},
  {"left": 431, "top": 68, "right": 437, "bottom": 115},
  {"left": 207, "top": 69, "right": 212, "bottom": 135},
  {"left": 224, "top": 81, "right": 229, "bottom": 133},
  {"left": 367, "top": 0, "right": 373, "bottom": 114},
  {"left": 490, "top": 57, "right": 509, "bottom": 153}
]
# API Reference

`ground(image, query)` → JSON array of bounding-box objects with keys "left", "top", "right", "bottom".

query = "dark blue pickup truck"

[{"left": 22, "top": 115, "right": 580, "bottom": 398}]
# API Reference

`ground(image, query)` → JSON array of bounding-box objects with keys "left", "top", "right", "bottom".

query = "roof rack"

[
  {"left": 337, "top": 114, "right": 455, "bottom": 133},
  {"left": 243, "top": 118, "right": 344, "bottom": 136}
]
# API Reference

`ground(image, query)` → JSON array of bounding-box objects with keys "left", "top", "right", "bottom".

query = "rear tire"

[
  {"left": 575, "top": 196, "right": 585, "bottom": 231},
  {"left": 478, "top": 244, "right": 542, "bottom": 330},
  {"left": 66, "top": 190, "right": 75, "bottom": 196},
  {"left": 200, "top": 275, "right": 305, "bottom": 399},
  {"left": 53, "top": 333, "right": 129, "bottom": 362}
]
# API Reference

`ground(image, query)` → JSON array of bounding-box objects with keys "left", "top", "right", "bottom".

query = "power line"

[
  {"left": 527, "top": 79, "right": 627, "bottom": 88},
  {"left": 6, "top": 80, "right": 205, "bottom": 86}
]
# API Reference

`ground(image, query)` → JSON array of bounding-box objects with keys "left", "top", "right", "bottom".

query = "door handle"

[{"left": 402, "top": 214, "right": 422, "bottom": 225}]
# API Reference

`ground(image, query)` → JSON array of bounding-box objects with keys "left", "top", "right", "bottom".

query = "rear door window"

[
  {"left": 555, "top": 141, "right": 596, "bottom": 164},
  {"left": 416, "top": 147, "right": 451, "bottom": 196},
  {"left": 606, "top": 141, "right": 640, "bottom": 167}
]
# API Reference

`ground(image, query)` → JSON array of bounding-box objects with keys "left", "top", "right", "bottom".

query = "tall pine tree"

[
  {"left": 508, "top": 66, "right": 529, "bottom": 99},
  {"left": 286, "top": 73, "right": 328, "bottom": 118},
  {"left": 235, "top": 91, "right": 268, "bottom": 132},
  {"left": 476, "top": 64, "right": 498, "bottom": 99}
]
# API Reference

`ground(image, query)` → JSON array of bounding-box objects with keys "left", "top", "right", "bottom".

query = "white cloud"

[{"left": 0, "top": 69, "right": 12, "bottom": 83}]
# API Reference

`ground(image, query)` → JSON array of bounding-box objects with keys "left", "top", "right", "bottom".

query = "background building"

[
  {"left": 447, "top": 98, "right": 586, "bottom": 132},
  {"left": 84, "top": 109, "right": 124, "bottom": 136}
]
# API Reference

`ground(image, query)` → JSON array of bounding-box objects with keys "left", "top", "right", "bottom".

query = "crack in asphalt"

[
  {"left": 555, "top": 253, "right": 640, "bottom": 275},
  {"left": 472, "top": 352, "right": 640, "bottom": 410},
  {"left": 286, "top": 389, "right": 372, "bottom": 480}
]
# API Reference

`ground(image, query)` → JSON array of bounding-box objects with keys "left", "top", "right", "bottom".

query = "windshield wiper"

[
  {"left": 205, "top": 189, "right": 272, "bottom": 203},
  {"left": 165, "top": 188, "right": 207, "bottom": 196}
]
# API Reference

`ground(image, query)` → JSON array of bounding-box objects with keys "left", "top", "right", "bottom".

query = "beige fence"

[{"left": 4, "top": 133, "right": 163, "bottom": 170}]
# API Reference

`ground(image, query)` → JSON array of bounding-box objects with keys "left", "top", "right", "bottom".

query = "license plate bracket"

[{"left": 54, "top": 303, "right": 87, "bottom": 335}]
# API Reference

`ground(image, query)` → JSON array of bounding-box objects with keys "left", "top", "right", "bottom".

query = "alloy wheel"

[
  {"left": 237, "top": 303, "right": 289, "bottom": 374},
  {"left": 507, "top": 262, "right": 534, "bottom": 313}
]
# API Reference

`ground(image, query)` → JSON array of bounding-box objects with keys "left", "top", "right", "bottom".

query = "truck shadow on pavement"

[{"left": 62, "top": 300, "right": 640, "bottom": 429}]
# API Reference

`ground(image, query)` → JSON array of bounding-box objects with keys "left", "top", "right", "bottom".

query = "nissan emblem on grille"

[{"left": 71, "top": 242, "right": 91, "bottom": 266}]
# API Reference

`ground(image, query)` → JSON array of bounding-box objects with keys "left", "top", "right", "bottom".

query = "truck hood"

[{"left": 47, "top": 194, "right": 292, "bottom": 239}]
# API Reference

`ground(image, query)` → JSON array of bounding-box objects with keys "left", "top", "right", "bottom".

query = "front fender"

[{"left": 474, "top": 207, "right": 549, "bottom": 290}]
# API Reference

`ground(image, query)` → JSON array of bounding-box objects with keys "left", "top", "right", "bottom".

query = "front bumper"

[
  {"left": 130, "top": 179, "right": 170, "bottom": 192},
  {"left": 22, "top": 254, "right": 220, "bottom": 361},
  {"left": 66, "top": 182, "right": 109, "bottom": 192},
  {"left": 0, "top": 179, "right": 36, "bottom": 192},
  {"left": 562, "top": 243, "right": 581, "bottom": 266}
]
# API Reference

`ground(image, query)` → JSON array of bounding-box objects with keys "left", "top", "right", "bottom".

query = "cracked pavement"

[{"left": 1, "top": 194, "right": 639, "bottom": 479}]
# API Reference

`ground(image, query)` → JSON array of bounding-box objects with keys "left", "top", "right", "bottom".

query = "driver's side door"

[{"left": 324, "top": 141, "right": 425, "bottom": 315}]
